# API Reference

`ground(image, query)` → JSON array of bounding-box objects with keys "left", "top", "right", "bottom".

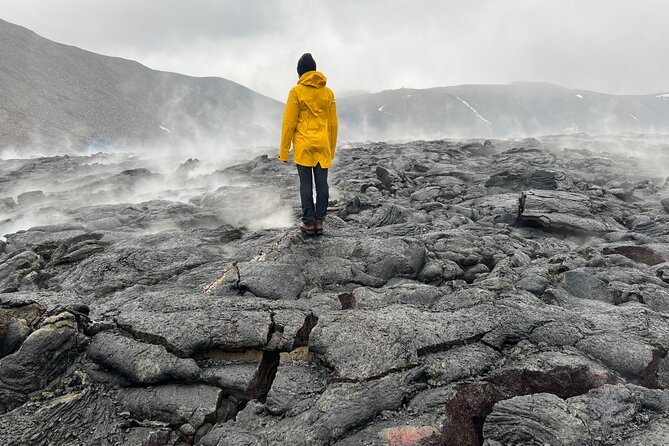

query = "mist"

[{"left": 0, "top": 147, "right": 296, "bottom": 242}]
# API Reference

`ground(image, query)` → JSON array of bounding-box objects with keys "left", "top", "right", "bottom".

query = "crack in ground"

[
  {"left": 203, "top": 261, "right": 242, "bottom": 295},
  {"left": 642, "top": 344, "right": 668, "bottom": 388},
  {"left": 114, "top": 320, "right": 188, "bottom": 358},
  {"left": 416, "top": 332, "right": 491, "bottom": 357},
  {"left": 246, "top": 350, "right": 281, "bottom": 403},
  {"left": 292, "top": 313, "right": 319, "bottom": 349}
]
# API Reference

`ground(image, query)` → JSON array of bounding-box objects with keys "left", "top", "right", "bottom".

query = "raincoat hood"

[{"left": 298, "top": 71, "right": 327, "bottom": 88}]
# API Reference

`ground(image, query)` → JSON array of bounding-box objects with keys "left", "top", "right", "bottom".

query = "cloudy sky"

[{"left": 3, "top": 0, "right": 667, "bottom": 101}]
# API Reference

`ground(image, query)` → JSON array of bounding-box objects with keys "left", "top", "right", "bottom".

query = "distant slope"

[
  {"left": 5, "top": 18, "right": 669, "bottom": 150},
  {"left": 0, "top": 18, "right": 283, "bottom": 152},
  {"left": 338, "top": 82, "right": 669, "bottom": 141}
]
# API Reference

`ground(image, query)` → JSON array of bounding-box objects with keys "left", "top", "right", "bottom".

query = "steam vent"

[{"left": 1, "top": 135, "right": 669, "bottom": 445}]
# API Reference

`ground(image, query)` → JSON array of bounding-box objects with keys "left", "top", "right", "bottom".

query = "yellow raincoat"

[{"left": 279, "top": 71, "right": 338, "bottom": 168}]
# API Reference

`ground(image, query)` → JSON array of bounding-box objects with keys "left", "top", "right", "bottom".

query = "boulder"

[
  {"left": 87, "top": 331, "right": 201, "bottom": 385},
  {"left": 0, "top": 312, "right": 86, "bottom": 413},
  {"left": 16, "top": 190, "right": 46, "bottom": 206},
  {"left": 118, "top": 384, "right": 221, "bottom": 428}
]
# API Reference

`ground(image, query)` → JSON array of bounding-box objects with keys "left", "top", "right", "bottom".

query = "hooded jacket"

[{"left": 279, "top": 71, "right": 338, "bottom": 168}]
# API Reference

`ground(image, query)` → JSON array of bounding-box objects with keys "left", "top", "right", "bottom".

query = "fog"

[
  {"left": 2, "top": 132, "right": 668, "bottom": 243},
  {"left": 0, "top": 148, "right": 296, "bottom": 241}
]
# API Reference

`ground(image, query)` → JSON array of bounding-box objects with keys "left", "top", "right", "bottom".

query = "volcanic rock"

[
  {"left": 1, "top": 135, "right": 669, "bottom": 444},
  {"left": 16, "top": 190, "right": 46, "bottom": 206}
]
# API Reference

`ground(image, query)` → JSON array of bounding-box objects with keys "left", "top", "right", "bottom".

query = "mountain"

[
  {"left": 4, "top": 18, "right": 669, "bottom": 152},
  {"left": 0, "top": 18, "right": 284, "bottom": 152},
  {"left": 337, "top": 81, "right": 669, "bottom": 141}
]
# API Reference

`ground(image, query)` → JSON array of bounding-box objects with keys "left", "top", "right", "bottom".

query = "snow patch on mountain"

[{"left": 455, "top": 96, "right": 492, "bottom": 125}]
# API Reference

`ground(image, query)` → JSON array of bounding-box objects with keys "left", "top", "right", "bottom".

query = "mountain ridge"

[
  {"left": 343, "top": 81, "right": 669, "bottom": 101},
  {"left": 3, "top": 17, "right": 669, "bottom": 151},
  {"left": 0, "top": 18, "right": 284, "bottom": 153},
  {"left": 337, "top": 81, "right": 669, "bottom": 141}
]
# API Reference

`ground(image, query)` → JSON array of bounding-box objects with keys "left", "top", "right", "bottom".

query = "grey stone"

[
  {"left": 576, "top": 332, "right": 659, "bottom": 385},
  {"left": 352, "top": 283, "right": 444, "bottom": 310},
  {"left": 0, "top": 312, "right": 86, "bottom": 413},
  {"left": 618, "top": 418, "right": 669, "bottom": 445},
  {"left": 87, "top": 331, "right": 201, "bottom": 385},
  {"left": 441, "top": 259, "right": 465, "bottom": 280},
  {"left": 484, "top": 393, "right": 587, "bottom": 445},
  {"left": 118, "top": 384, "right": 221, "bottom": 429},
  {"left": 0, "top": 318, "right": 31, "bottom": 357},
  {"left": 0, "top": 250, "right": 44, "bottom": 292},
  {"left": 310, "top": 304, "right": 499, "bottom": 381},
  {"left": 368, "top": 204, "right": 411, "bottom": 227},
  {"left": 56, "top": 231, "right": 221, "bottom": 296},
  {"left": 518, "top": 274, "right": 548, "bottom": 295},
  {"left": 562, "top": 269, "right": 615, "bottom": 303},
  {"left": 16, "top": 190, "right": 46, "bottom": 206},
  {"left": 423, "top": 343, "right": 501, "bottom": 385},
  {"left": 265, "top": 363, "right": 328, "bottom": 416},
  {"left": 201, "top": 363, "right": 258, "bottom": 399},
  {"left": 661, "top": 197, "right": 669, "bottom": 213},
  {"left": 201, "top": 369, "right": 422, "bottom": 446},
  {"left": 116, "top": 307, "right": 272, "bottom": 357},
  {"left": 237, "top": 262, "right": 306, "bottom": 300},
  {"left": 0, "top": 197, "right": 17, "bottom": 213},
  {"left": 376, "top": 166, "right": 401, "bottom": 191},
  {"left": 463, "top": 263, "right": 490, "bottom": 282},
  {"left": 484, "top": 385, "right": 669, "bottom": 446},
  {"left": 510, "top": 250, "right": 532, "bottom": 267}
]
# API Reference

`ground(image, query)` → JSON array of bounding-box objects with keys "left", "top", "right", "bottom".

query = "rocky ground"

[{"left": 1, "top": 135, "right": 669, "bottom": 445}]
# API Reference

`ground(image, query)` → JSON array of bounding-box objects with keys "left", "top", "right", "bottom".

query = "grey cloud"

[
  {"left": 3, "top": 0, "right": 284, "bottom": 50},
  {"left": 2, "top": 0, "right": 668, "bottom": 100}
]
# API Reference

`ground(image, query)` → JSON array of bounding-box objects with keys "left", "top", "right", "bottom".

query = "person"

[{"left": 279, "top": 53, "right": 338, "bottom": 236}]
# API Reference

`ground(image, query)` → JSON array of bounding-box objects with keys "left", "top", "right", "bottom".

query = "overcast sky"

[{"left": 3, "top": 0, "right": 668, "bottom": 101}]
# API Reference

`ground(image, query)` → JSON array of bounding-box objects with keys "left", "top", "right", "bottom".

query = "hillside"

[
  {"left": 338, "top": 82, "right": 669, "bottom": 140},
  {"left": 0, "top": 18, "right": 283, "bottom": 152}
]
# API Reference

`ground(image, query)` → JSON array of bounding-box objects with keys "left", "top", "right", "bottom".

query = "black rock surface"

[{"left": 1, "top": 135, "right": 669, "bottom": 445}]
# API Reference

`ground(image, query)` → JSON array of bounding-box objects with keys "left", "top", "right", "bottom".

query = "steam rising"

[
  {"left": 0, "top": 143, "right": 296, "bottom": 241},
  {"left": 3, "top": 132, "right": 668, "bottom": 243}
]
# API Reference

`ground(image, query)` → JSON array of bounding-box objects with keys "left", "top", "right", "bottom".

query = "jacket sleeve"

[
  {"left": 329, "top": 94, "right": 338, "bottom": 159},
  {"left": 279, "top": 88, "right": 298, "bottom": 161}
]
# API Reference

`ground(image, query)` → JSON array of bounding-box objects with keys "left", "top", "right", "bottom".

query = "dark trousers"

[{"left": 296, "top": 163, "right": 328, "bottom": 225}]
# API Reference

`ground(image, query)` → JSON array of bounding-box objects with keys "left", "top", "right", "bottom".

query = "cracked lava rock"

[{"left": 1, "top": 135, "right": 669, "bottom": 445}]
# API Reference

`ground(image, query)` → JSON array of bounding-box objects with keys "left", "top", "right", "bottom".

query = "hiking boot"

[
  {"left": 299, "top": 221, "right": 315, "bottom": 235},
  {"left": 314, "top": 219, "right": 324, "bottom": 235}
]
